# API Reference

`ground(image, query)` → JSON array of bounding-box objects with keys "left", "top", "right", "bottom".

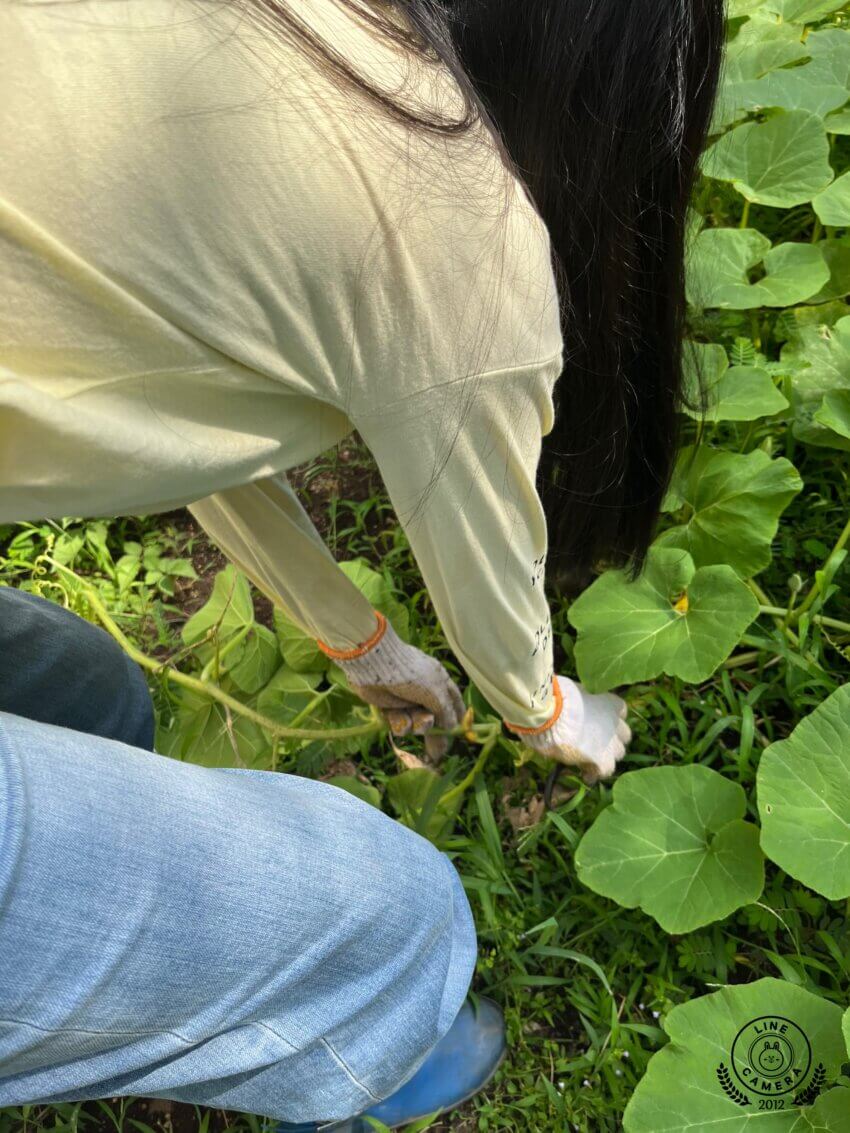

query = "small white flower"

[
  {"left": 652, "top": 1010, "right": 660, "bottom": 1019},
  {"left": 622, "top": 1051, "right": 630, "bottom": 1060},
  {"left": 582, "top": 1078, "right": 591, "bottom": 1087},
  {"left": 615, "top": 1069, "right": 623, "bottom": 1077},
  {"left": 638, "top": 1002, "right": 645, "bottom": 1010}
]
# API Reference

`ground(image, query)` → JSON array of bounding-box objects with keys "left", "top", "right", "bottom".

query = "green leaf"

[
  {"left": 806, "top": 238, "right": 850, "bottom": 303},
  {"left": 325, "top": 775, "right": 382, "bottom": 809},
  {"left": 731, "top": 68, "right": 848, "bottom": 118},
  {"left": 683, "top": 344, "right": 789, "bottom": 421},
  {"left": 181, "top": 565, "right": 254, "bottom": 646},
  {"left": 724, "top": 17, "right": 810, "bottom": 84},
  {"left": 567, "top": 547, "right": 761, "bottom": 691},
  {"left": 758, "top": 685, "right": 850, "bottom": 900},
  {"left": 385, "top": 768, "right": 462, "bottom": 842},
  {"left": 657, "top": 446, "right": 803, "bottom": 577},
  {"left": 813, "top": 170, "right": 850, "bottom": 226},
  {"left": 157, "top": 689, "right": 271, "bottom": 769},
  {"left": 273, "top": 608, "right": 329, "bottom": 673},
  {"left": 227, "top": 625, "right": 281, "bottom": 694},
  {"left": 687, "top": 228, "right": 830, "bottom": 309},
  {"left": 781, "top": 313, "right": 850, "bottom": 449},
  {"left": 702, "top": 110, "right": 832, "bottom": 207},
  {"left": 813, "top": 389, "right": 850, "bottom": 440},
  {"left": 339, "top": 559, "right": 411, "bottom": 642},
  {"left": 825, "top": 106, "right": 850, "bottom": 134},
  {"left": 255, "top": 666, "right": 326, "bottom": 725},
  {"left": 575, "top": 765, "right": 764, "bottom": 934},
  {"left": 768, "top": 0, "right": 850, "bottom": 22},
  {"left": 623, "top": 978, "right": 847, "bottom": 1132}
]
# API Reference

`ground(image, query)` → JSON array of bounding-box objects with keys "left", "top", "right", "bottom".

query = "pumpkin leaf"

[
  {"left": 227, "top": 624, "right": 281, "bottom": 694},
  {"left": 781, "top": 313, "right": 850, "bottom": 449},
  {"left": 575, "top": 765, "right": 764, "bottom": 934},
  {"left": 657, "top": 446, "right": 803, "bottom": 577},
  {"left": 567, "top": 547, "right": 760, "bottom": 691},
  {"left": 813, "top": 170, "right": 850, "bottom": 226},
  {"left": 181, "top": 565, "right": 254, "bottom": 647},
  {"left": 758, "top": 684, "right": 850, "bottom": 900},
  {"left": 273, "top": 608, "right": 329, "bottom": 673},
  {"left": 702, "top": 110, "right": 832, "bottom": 207},
  {"left": 683, "top": 343, "right": 789, "bottom": 420},
  {"left": 687, "top": 228, "right": 829, "bottom": 310},
  {"left": 623, "top": 978, "right": 847, "bottom": 1132},
  {"left": 813, "top": 389, "right": 850, "bottom": 440}
]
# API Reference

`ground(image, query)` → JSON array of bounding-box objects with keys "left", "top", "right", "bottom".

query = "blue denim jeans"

[{"left": 0, "top": 589, "right": 477, "bottom": 1123}]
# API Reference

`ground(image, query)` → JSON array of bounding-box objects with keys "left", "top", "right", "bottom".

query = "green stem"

[
  {"left": 759, "top": 605, "right": 850, "bottom": 635},
  {"left": 739, "top": 199, "right": 751, "bottom": 229},
  {"left": 200, "top": 622, "right": 251, "bottom": 683},
  {"left": 811, "top": 216, "right": 823, "bottom": 244},
  {"left": 722, "top": 650, "right": 764, "bottom": 669},
  {"left": 440, "top": 731, "right": 500, "bottom": 808},
  {"left": 792, "top": 512, "right": 850, "bottom": 624}
]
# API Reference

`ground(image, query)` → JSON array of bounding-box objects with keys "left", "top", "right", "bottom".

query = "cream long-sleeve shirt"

[{"left": 0, "top": 0, "right": 565, "bottom": 728}]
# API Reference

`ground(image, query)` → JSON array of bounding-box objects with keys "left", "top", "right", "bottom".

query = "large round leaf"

[
  {"left": 814, "top": 389, "right": 850, "bottom": 442},
  {"left": 575, "top": 765, "right": 764, "bottom": 934},
  {"left": 807, "top": 238, "right": 850, "bottom": 303},
  {"left": 825, "top": 107, "right": 850, "bottom": 135},
  {"left": 687, "top": 228, "right": 829, "bottom": 309},
  {"left": 683, "top": 343, "right": 790, "bottom": 421},
  {"left": 658, "top": 446, "right": 803, "bottom": 577},
  {"left": 769, "top": 0, "right": 850, "bottom": 22},
  {"left": 702, "top": 110, "right": 832, "bottom": 207},
  {"left": 781, "top": 314, "right": 850, "bottom": 448},
  {"left": 724, "top": 17, "right": 810, "bottom": 84},
  {"left": 813, "top": 171, "right": 850, "bottom": 226},
  {"left": 758, "top": 684, "right": 850, "bottom": 900},
  {"left": 624, "top": 978, "right": 847, "bottom": 1132},
  {"left": 568, "top": 547, "right": 760, "bottom": 691},
  {"left": 731, "top": 68, "right": 848, "bottom": 118}
]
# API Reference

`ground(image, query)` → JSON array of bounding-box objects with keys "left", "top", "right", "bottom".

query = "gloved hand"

[
  {"left": 505, "top": 675, "right": 631, "bottom": 785},
  {"left": 317, "top": 610, "right": 465, "bottom": 761}
]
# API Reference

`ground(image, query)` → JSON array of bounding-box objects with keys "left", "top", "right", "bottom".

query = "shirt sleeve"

[
  {"left": 352, "top": 349, "right": 564, "bottom": 730},
  {"left": 187, "top": 474, "right": 380, "bottom": 652}
]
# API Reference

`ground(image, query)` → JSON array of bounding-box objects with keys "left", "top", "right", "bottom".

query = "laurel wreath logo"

[
  {"left": 716, "top": 1063, "right": 751, "bottom": 1107},
  {"left": 794, "top": 1063, "right": 827, "bottom": 1107}
]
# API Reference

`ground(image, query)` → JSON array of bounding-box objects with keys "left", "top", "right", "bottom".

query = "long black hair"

[{"left": 240, "top": 0, "right": 724, "bottom": 586}]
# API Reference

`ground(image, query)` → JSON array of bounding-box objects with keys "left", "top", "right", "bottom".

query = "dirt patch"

[{"left": 158, "top": 433, "right": 394, "bottom": 633}]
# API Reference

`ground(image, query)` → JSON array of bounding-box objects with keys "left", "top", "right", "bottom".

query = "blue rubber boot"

[{"left": 275, "top": 997, "right": 506, "bottom": 1132}]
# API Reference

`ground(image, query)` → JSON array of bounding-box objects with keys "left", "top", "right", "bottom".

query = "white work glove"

[
  {"left": 317, "top": 610, "right": 465, "bottom": 761},
  {"left": 505, "top": 675, "right": 632, "bottom": 785}
]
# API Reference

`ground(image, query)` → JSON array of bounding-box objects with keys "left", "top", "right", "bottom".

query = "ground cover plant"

[{"left": 2, "top": 1, "right": 850, "bottom": 1130}]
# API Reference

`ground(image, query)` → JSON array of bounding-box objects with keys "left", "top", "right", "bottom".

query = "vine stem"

[
  {"left": 40, "top": 557, "right": 501, "bottom": 754},
  {"left": 44, "top": 558, "right": 386, "bottom": 743}
]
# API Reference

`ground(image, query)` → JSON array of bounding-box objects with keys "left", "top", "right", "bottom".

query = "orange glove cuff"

[
  {"left": 503, "top": 674, "right": 564, "bottom": 735},
  {"left": 316, "top": 609, "right": 388, "bottom": 661}
]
